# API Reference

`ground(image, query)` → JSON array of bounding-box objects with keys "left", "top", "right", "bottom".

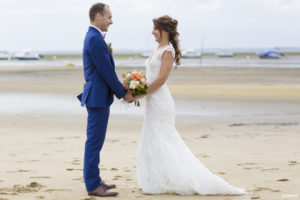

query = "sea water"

[{"left": 1, "top": 56, "right": 300, "bottom": 68}]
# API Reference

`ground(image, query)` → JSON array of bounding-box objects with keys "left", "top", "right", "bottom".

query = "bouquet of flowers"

[{"left": 122, "top": 70, "right": 148, "bottom": 106}]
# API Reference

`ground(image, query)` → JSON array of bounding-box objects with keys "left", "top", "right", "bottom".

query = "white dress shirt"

[{"left": 90, "top": 25, "right": 106, "bottom": 38}]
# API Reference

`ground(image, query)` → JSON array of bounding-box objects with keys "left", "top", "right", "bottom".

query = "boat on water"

[
  {"left": 216, "top": 52, "right": 235, "bottom": 57},
  {"left": 141, "top": 52, "right": 152, "bottom": 58},
  {"left": 182, "top": 49, "right": 201, "bottom": 58},
  {"left": 257, "top": 50, "right": 284, "bottom": 59},
  {"left": 14, "top": 49, "right": 41, "bottom": 60},
  {"left": 0, "top": 51, "right": 11, "bottom": 60}
]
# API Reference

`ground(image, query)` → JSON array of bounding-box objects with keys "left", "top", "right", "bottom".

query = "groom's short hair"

[{"left": 89, "top": 3, "right": 107, "bottom": 22}]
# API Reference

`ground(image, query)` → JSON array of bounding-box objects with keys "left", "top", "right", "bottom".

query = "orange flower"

[
  {"left": 130, "top": 73, "right": 143, "bottom": 80},
  {"left": 129, "top": 74, "right": 136, "bottom": 80},
  {"left": 134, "top": 73, "right": 143, "bottom": 79}
]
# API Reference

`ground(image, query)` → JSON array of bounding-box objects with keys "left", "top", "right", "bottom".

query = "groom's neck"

[{"left": 90, "top": 22, "right": 105, "bottom": 32}]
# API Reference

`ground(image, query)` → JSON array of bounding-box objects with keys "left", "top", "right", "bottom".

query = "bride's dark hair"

[{"left": 153, "top": 15, "right": 181, "bottom": 65}]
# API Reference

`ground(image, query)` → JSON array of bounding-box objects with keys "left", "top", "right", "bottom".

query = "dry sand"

[{"left": 0, "top": 66, "right": 299, "bottom": 200}]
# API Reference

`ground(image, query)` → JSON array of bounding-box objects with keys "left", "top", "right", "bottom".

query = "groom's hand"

[{"left": 123, "top": 91, "right": 134, "bottom": 103}]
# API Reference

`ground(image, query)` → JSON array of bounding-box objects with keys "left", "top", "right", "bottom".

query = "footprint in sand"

[
  {"left": 71, "top": 160, "right": 81, "bottom": 165},
  {"left": 238, "top": 163, "right": 261, "bottom": 170},
  {"left": 237, "top": 162, "right": 257, "bottom": 166},
  {"left": 44, "top": 189, "right": 72, "bottom": 192},
  {"left": 124, "top": 169, "right": 131, "bottom": 172},
  {"left": 253, "top": 187, "right": 280, "bottom": 193},
  {"left": 277, "top": 178, "right": 289, "bottom": 182},
  {"left": 261, "top": 168, "right": 279, "bottom": 171},
  {"left": 72, "top": 178, "right": 83, "bottom": 181},
  {"left": 288, "top": 161, "right": 300, "bottom": 166},
  {"left": 82, "top": 197, "right": 96, "bottom": 200},
  {"left": 272, "top": 189, "right": 281, "bottom": 192},
  {"left": 218, "top": 172, "right": 226, "bottom": 175},
  {"left": 7, "top": 169, "right": 31, "bottom": 173},
  {"left": 111, "top": 168, "right": 118, "bottom": 171},
  {"left": 198, "top": 154, "right": 210, "bottom": 158},
  {"left": 113, "top": 175, "right": 122, "bottom": 180},
  {"left": 66, "top": 168, "right": 83, "bottom": 171},
  {"left": 35, "top": 195, "right": 45, "bottom": 199},
  {"left": 243, "top": 167, "right": 261, "bottom": 170},
  {"left": 251, "top": 196, "right": 260, "bottom": 199}
]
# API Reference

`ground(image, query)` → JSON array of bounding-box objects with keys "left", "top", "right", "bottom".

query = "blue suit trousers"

[{"left": 84, "top": 107, "right": 110, "bottom": 192}]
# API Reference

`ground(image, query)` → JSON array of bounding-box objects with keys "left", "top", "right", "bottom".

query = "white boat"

[
  {"left": 216, "top": 52, "right": 235, "bottom": 57},
  {"left": 14, "top": 49, "right": 41, "bottom": 60},
  {"left": 0, "top": 51, "right": 11, "bottom": 60},
  {"left": 141, "top": 52, "right": 152, "bottom": 58},
  {"left": 182, "top": 49, "right": 201, "bottom": 58}
]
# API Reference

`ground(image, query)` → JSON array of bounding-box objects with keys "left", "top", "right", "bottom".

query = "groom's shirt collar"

[{"left": 90, "top": 25, "right": 106, "bottom": 38}]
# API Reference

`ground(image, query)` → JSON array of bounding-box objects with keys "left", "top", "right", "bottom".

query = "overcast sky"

[{"left": 0, "top": 0, "right": 300, "bottom": 52}]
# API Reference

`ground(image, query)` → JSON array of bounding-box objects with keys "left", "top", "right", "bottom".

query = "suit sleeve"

[{"left": 89, "top": 36, "right": 127, "bottom": 99}]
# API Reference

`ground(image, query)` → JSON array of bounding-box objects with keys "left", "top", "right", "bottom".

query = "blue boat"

[{"left": 258, "top": 50, "right": 284, "bottom": 59}]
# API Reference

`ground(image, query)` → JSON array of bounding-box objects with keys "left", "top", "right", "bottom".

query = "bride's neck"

[{"left": 158, "top": 39, "right": 169, "bottom": 48}]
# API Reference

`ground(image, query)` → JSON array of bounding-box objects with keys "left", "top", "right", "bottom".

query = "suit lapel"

[
  {"left": 88, "top": 26, "right": 115, "bottom": 69},
  {"left": 108, "top": 49, "right": 115, "bottom": 69}
]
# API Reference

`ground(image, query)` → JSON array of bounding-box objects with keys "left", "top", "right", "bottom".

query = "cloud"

[
  {"left": 0, "top": 0, "right": 299, "bottom": 51},
  {"left": 194, "top": 0, "right": 220, "bottom": 11}
]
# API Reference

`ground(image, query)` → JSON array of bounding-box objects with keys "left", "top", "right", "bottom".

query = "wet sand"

[{"left": 0, "top": 66, "right": 299, "bottom": 200}]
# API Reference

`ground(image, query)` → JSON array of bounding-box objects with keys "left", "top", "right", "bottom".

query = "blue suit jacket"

[{"left": 77, "top": 26, "right": 127, "bottom": 108}]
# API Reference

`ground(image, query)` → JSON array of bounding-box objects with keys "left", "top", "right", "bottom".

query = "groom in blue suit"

[{"left": 77, "top": 2, "right": 134, "bottom": 197}]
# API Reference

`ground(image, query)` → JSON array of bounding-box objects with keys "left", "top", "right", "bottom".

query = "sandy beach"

[{"left": 0, "top": 65, "right": 300, "bottom": 200}]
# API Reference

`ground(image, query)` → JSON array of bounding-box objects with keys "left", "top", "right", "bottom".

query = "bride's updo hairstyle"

[{"left": 153, "top": 15, "right": 181, "bottom": 65}]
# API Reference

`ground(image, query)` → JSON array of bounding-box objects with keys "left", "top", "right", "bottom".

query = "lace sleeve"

[{"left": 163, "top": 45, "right": 175, "bottom": 59}]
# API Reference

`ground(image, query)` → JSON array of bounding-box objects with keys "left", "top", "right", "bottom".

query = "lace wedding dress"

[{"left": 136, "top": 44, "right": 246, "bottom": 195}]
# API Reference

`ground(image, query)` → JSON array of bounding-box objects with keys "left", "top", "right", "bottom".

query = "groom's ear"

[
  {"left": 96, "top": 12, "right": 105, "bottom": 21},
  {"left": 95, "top": 13, "right": 101, "bottom": 20}
]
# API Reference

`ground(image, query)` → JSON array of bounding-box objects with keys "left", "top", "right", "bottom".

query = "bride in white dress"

[{"left": 134, "top": 15, "right": 246, "bottom": 195}]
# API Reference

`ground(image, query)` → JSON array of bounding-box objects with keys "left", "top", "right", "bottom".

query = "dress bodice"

[
  {"left": 144, "top": 45, "right": 176, "bottom": 118},
  {"left": 145, "top": 44, "right": 175, "bottom": 85}
]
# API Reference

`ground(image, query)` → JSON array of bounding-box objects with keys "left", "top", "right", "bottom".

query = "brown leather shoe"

[
  {"left": 88, "top": 185, "right": 118, "bottom": 197},
  {"left": 100, "top": 180, "right": 116, "bottom": 189}
]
